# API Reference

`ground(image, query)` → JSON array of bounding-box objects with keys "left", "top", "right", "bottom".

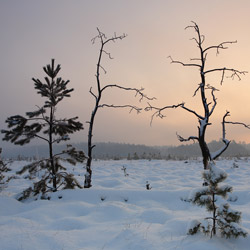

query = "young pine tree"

[
  {"left": 187, "top": 162, "right": 247, "bottom": 238},
  {"left": 0, "top": 148, "right": 10, "bottom": 191},
  {"left": 1, "top": 59, "right": 86, "bottom": 200}
]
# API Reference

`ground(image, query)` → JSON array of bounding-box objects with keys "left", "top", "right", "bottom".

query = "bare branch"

[
  {"left": 93, "top": 28, "right": 127, "bottom": 77},
  {"left": 203, "top": 41, "right": 237, "bottom": 55},
  {"left": 101, "top": 84, "right": 156, "bottom": 102},
  {"left": 225, "top": 121, "right": 250, "bottom": 129},
  {"left": 98, "top": 65, "right": 107, "bottom": 74},
  {"left": 89, "top": 87, "right": 97, "bottom": 100},
  {"left": 200, "top": 35, "right": 205, "bottom": 44},
  {"left": 193, "top": 84, "right": 201, "bottom": 97},
  {"left": 92, "top": 28, "right": 127, "bottom": 46},
  {"left": 204, "top": 67, "right": 247, "bottom": 85},
  {"left": 190, "top": 37, "right": 199, "bottom": 46},
  {"left": 34, "top": 134, "right": 49, "bottom": 143},
  {"left": 181, "top": 104, "right": 204, "bottom": 120},
  {"left": 185, "top": 21, "right": 204, "bottom": 46},
  {"left": 176, "top": 133, "right": 199, "bottom": 142},
  {"left": 103, "top": 32, "right": 127, "bottom": 45},
  {"left": 168, "top": 56, "right": 201, "bottom": 68},
  {"left": 145, "top": 102, "right": 183, "bottom": 126},
  {"left": 91, "top": 28, "right": 107, "bottom": 44},
  {"left": 102, "top": 49, "right": 114, "bottom": 59},
  {"left": 190, "top": 58, "right": 202, "bottom": 61},
  {"left": 98, "top": 104, "right": 142, "bottom": 114},
  {"left": 145, "top": 100, "right": 204, "bottom": 125},
  {"left": 204, "top": 53, "right": 208, "bottom": 63},
  {"left": 185, "top": 21, "right": 198, "bottom": 31}
]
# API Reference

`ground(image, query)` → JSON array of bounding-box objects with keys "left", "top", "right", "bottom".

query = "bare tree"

[
  {"left": 84, "top": 29, "right": 154, "bottom": 188},
  {"left": 146, "top": 22, "right": 249, "bottom": 170}
]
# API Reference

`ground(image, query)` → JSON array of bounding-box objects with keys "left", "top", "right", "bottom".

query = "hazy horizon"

[
  {"left": 1, "top": 0, "right": 250, "bottom": 148},
  {"left": 2, "top": 138, "right": 250, "bottom": 150}
]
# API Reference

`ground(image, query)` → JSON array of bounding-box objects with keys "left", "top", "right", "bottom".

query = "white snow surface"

[
  {"left": 209, "top": 162, "right": 228, "bottom": 183},
  {"left": 1, "top": 159, "right": 250, "bottom": 250}
]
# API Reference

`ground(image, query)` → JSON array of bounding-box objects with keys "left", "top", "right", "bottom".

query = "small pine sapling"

[
  {"left": 146, "top": 181, "right": 152, "bottom": 190},
  {"left": 121, "top": 166, "right": 129, "bottom": 177},
  {"left": 187, "top": 162, "right": 247, "bottom": 238},
  {"left": 1, "top": 59, "right": 86, "bottom": 200}
]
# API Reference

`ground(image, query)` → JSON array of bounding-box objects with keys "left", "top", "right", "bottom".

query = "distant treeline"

[{"left": 2, "top": 140, "right": 250, "bottom": 161}]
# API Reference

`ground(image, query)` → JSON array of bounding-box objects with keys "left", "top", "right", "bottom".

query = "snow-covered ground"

[{"left": 1, "top": 159, "right": 250, "bottom": 250}]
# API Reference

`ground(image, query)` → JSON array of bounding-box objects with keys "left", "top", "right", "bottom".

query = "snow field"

[{"left": 0, "top": 159, "right": 250, "bottom": 250}]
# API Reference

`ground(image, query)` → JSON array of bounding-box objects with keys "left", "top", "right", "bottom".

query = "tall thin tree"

[{"left": 84, "top": 29, "right": 154, "bottom": 188}]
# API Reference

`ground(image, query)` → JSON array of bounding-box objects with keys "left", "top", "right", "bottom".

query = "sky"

[{"left": 1, "top": 0, "right": 250, "bottom": 148}]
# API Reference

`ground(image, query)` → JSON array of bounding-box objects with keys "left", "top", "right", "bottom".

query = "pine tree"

[
  {"left": 187, "top": 162, "right": 247, "bottom": 238},
  {"left": 1, "top": 59, "right": 86, "bottom": 200},
  {"left": 0, "top": 148, "right": 10, "bottom": 191},
  {"left": 133, "top": 152, "right": 139, "bottom": 160}
]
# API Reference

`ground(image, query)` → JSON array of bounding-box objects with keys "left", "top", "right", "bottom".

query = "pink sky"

[{"left": 1, "top": 0, "right": 250, "bottom": 146}]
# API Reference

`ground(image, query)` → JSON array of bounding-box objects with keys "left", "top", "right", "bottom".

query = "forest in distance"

[{"left": 3, "top": 140, "right": 250, "bottom": 161}]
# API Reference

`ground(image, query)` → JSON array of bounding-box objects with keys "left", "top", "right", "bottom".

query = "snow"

[
  {"left": 204, "top": 162, "right": 227, "bottom": 183},
  {"left": 199, "top": 119, "right": 207, "bottom": 137},
  {"left": 211, "top": 140, "right": 230, "bottom": 160},
  {"left": 219, "top": 184, "right": 232, "bottom": 193},
  {"left": 188, "top": 186, "right": 208, "bottom": 201},
  {"left": 1, "top": 159, "right": 250, "bottom": 249}
]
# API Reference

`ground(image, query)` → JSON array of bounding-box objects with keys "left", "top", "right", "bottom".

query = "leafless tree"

[
  {"left": 146, "top": 22, "right": 249, "bottom": 170},
  {"left": 84, "top": 29, "right": 154, "bottom": 188}
]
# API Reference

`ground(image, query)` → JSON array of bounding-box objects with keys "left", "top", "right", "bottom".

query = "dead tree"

[
  {"left": 84, "top": 29, "right": 154, "bottom": 188},
  {"left": 146, "top": 22, "right": 249, "bottom": 170}
]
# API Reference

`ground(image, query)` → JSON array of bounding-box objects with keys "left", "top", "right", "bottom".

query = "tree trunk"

[
  {"left": 211, "top": 192, "right": 217, "bottom": 238},
  {"left": 84, "top": 158, "right": 92, "bottom": 188},
  {"left": 199, "top": 139, "right": 211, "bottom": 170},
  {"left": 49, "top": 106, "right": 57, "bottom": 192},
  {"left": 84, "top": 107, "right": 98, "bottom": 188},
  {"left": 84, "top": 135, "right": 93, "bottom": 188}
]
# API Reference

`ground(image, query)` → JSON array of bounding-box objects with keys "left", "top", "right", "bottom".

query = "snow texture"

[
  {"left": 204, "top": 162, "right": 227, "bottom": 184},
  {"left": 1, "top": 159, "right": 250, "bottom": 249},
  {"left": 211, "top": 142, "right": 229, "bottom": 160}
]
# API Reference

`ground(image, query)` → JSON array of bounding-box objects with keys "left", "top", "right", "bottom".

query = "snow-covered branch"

[
  {"left": 207, "top": 85, "right": 218, "bottom": 116},
  {"left": 211, "top": 111, "right": 231, "bottom": 160}
]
